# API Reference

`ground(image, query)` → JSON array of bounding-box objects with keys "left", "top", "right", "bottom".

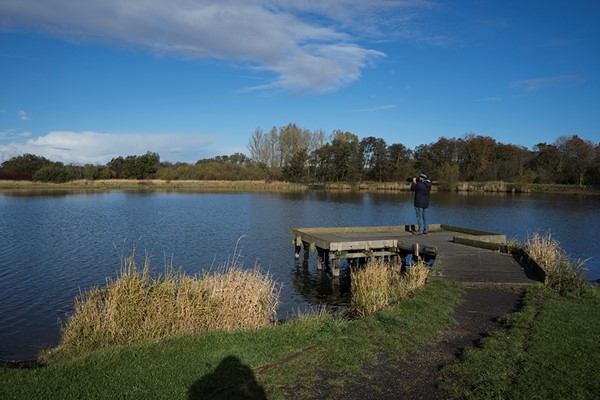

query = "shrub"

[{"left": 32, "top": 163, "right": 75, "bottom": 183}]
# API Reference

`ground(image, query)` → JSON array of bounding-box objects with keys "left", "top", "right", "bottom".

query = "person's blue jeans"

[{"left": 415, "top": 207, "right": 428, "bottom": 233}]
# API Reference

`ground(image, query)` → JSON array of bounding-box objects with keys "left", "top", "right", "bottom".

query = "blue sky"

[{"left": 1, "top": 0, "right": 599, "bottom": 164}]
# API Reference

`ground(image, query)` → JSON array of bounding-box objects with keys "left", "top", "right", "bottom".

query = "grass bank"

[
  {"left": 439, "top": 232, "right": 600, "bottom": 398},
  {"left": 3, "top": 282, "right": 598, "bottom": 399},
  {"left": 440, "top": 286, "right": 600, "bottom": 399},
  {"left": 0, "top": 280, "right": 463, "bottom": 399}
]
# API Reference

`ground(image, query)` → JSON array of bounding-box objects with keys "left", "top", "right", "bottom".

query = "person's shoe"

[
  {"left": 423, "top": 231, "right": 428, "bottom": 235},
  {"left": 413, "top": 231, "right": 422, "bottom": 235}
]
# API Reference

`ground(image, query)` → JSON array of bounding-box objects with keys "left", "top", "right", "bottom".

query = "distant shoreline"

[{"left": 0, "top": 179, "right": 598, "bottom": 195}]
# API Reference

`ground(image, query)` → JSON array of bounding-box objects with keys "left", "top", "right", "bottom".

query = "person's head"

[{"left": 419, "top": 173, "right": 428, "bottom": 181}]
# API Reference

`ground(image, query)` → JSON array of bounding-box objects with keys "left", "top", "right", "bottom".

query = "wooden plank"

[
  {"left": 440, "top": 224, "right": 502, "bottom": 236},
  {"left": 453, "top": 236, "right": 507, "bottom": 251}
]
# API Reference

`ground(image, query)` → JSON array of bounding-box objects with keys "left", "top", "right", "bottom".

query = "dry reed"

[
  {"left": 525, "top": 232, "right": 588, "bottom": 295},
  {"left": 0, "top": 179, "right": 306, "bottom": 192},
  {"left": 57, "top": 254, "right": 280, "bottom": 351},
  {"left": 351, "top": 259, "right": 430, "bottom": 316}
]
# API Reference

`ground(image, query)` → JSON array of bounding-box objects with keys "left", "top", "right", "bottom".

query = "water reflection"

[
  {"left": 0, "top": 189, "right": 598, "bottom": 361},
  {"left": 291, "top": 255, "right": 351, "bottom": 312}
]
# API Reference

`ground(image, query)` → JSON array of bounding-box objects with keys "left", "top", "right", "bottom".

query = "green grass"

[
  {"left": 440, "top": 286, "right": 600, "bottom": 399},
  {"left": 0, "top": 280, "right": 463, "bottom": 400},
  {"left": 3, "top": 275, "right": 599, "bottom": 399}
]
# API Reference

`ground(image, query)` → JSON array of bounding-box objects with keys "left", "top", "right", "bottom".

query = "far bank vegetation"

[{"left": 1, "top": 125, "right": 599, "bottom": 192}]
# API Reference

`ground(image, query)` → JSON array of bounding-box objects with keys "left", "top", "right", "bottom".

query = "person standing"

[{"left": 410, "top": 173, "right": 432, "bottom": 235}]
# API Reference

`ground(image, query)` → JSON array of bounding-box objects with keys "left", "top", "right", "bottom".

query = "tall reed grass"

[
  {"left": 524, "top": 232, "right": 589, "bottom": 295},
  {"left": 455, "top": 181, "right": 531, "bottom": 193},
  {"left": 54, "top": 254, "right": 281, "bottom": 354},
  {"left": 0, "top": 179, "right": 306, "bottom": 192},
  {"left": 350, "top": 259, "right": 429, "bottom": 316}
]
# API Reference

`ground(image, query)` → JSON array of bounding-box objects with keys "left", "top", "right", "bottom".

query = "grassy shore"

[
  {"left": 440, "top": 286, "right": 600, "bottom": 399},
  {"left": 1, "top": 179, "right": 598, "bottom": 194},
  {"left": 2, "top": 282, "right": 599, "bottom": 399},
  {"left": 0, "top": 280, "right": 461, "bottom": 399},
  {"left": 2, "top": 231, "right": 599, "bottom": 399},
  {"left": 0, "top": 179, "right": 308, "bottom": 192}
]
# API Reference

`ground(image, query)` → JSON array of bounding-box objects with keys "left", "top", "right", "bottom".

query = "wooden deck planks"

[{"left": 292, "top": 224, "right": 542, "bottom": 284}]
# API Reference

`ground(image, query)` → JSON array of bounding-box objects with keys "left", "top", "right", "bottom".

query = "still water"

[{"left": 1, "top": 190, "right": 599, "bottom": 360}]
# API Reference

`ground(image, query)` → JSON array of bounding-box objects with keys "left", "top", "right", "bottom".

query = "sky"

[{"left": 1, "top": 0, "right": 599, "bottom": 165}]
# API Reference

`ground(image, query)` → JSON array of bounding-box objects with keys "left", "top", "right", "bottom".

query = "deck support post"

[
  {"left": 294, "top": 236, "right": 303, "bottom": 259},
  {"left": 331, "top": 253, "right": 341, "bottom": 277},
  {"left": 302, "top": 241, "right": 310, "bottom": 264},
  {"left": 316, "top": 248, "right": 325, "bottom": 270},
  {"left": 413, "top": 243, "right": 420, "bottom": 262}
]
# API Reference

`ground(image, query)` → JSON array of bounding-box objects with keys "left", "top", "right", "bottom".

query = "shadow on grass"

[{"left": 188, "top": 355, "right": 266, "bottom": 400}]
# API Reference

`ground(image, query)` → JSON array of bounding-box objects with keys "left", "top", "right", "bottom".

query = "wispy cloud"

[
  {"left": 0, "top": 128, "right": 28, "bottom": 141},
  {"left": 511, "top": 74, "right": 586, "bottom": 93},
  {"left": 18, "top": 110, "right": 30, "bottom": 120},
  {"left": 0, "top": 0, "right": 433, "bottom": 93},
  {"left": 0, "top": 131, "right": 218, "bottom": 164},
  {"left": 542, "top": 38, "right": 578, "bottom": 48},
  {"left": 349, "top": 104, "right": 398, "bottom": 113},
  {"left": 478, "top": 97, "right": 503, "bottom": 102}
]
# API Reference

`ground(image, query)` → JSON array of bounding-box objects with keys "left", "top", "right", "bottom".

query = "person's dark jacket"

[{"left": 410, "top": 179, "right": 432, "bottom": 208}]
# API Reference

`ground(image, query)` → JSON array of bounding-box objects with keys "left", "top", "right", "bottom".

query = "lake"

[{"left": 1, "top": 190, "right": 599, "bottom": 361}]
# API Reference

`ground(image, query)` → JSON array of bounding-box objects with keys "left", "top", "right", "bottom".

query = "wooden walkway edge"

[{"left": 291, "top": 224, "right": 542, "bottom": 284}]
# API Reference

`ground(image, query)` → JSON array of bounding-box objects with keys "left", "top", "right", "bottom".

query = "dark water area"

[{"left": 1, "top": 190, "right": 599, "bottom": 361}]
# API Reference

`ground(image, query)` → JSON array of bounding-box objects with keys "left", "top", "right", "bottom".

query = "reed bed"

[
  {"left": 55, "top": 254, "right": 280, "bottom": 353},
  {"left": 455, "top": 181, "right": 531, "bottom": 193},
  {"left": 350, "top": 259, "right": 430, "bottom": 316},
  {"left": 0, "top": 179, "right": 306, "bottom": 192},
  {"left": 524, "top": 232, "right": 588, "bottom": 295}
]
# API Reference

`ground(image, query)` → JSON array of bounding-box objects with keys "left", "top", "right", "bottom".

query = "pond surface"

[{"left": 1, "top": 190, "right": 599, "bottom": 360}]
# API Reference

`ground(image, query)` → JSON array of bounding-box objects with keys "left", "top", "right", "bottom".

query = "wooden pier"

[{"left": 292, "top": 224, "right": 542, "bottom": 284}]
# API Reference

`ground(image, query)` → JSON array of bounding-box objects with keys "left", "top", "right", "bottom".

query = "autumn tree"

[
  {"left": 360, "top": 136, "right": 388, "bottom": 181},
  {"left": 387, "top": 143, "right": 413, "bottom": 181},
  {"left": 526, "top": 143, "right": 563, "bottom": 183},
  {"left": 414, "top": 137, "right": 460, "bottom": 178},
  {"left": 457, "top": 134, "right": 498, "bottom": 181},
  {"left": 556, "top": 135, "right": 596, "bottom": 186},
  {"left": 310, "top": 131, "right": 362, "bottom": 182}
]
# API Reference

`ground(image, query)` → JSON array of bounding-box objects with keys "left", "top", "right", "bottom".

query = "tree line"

[
  {"left": 248, "top": 124, "right": 599, "bottom": 187},
  {"left": 1, "top": 123, "right": 599, "bottom": 187}
]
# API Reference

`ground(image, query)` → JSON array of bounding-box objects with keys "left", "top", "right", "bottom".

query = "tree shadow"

[{"left": 188, "top": 355, "right": 266, "bottom": 400}]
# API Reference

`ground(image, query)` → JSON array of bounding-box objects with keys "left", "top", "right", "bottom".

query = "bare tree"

[{"left": 247, "top": 127, "right": 268, "bottom": 164}]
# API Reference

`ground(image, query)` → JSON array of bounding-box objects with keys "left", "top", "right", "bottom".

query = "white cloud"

[
  {"left": 0, "top": 131, "right": 219, "bottom": 164},
  {"left": 0, "top": 0, "right": 431, "bottom": 93}
]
